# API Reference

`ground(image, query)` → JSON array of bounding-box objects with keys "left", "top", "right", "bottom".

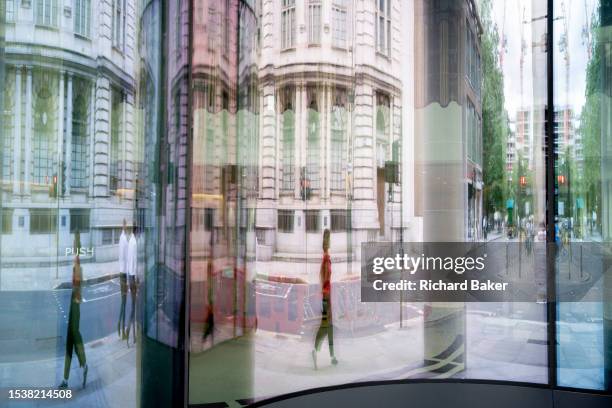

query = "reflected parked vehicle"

[{"left": 254, "top": 275, "right": 385, "bottom": 337}]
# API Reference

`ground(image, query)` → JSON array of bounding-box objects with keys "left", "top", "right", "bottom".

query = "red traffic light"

[{"left": 557, "top": 175, "right": 565, "bottom": 185}]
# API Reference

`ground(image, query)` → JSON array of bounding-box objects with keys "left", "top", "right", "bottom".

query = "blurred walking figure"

[
  {"left": 118, "top": 219, "right": 129, "bottom": 339},
  {"left": 125, "top": 224, "right": 138, "bottom": 346},
  {"left": 312, "top": 229, "right": 338, "bottom": 369},
  {"left": 60, "top": 230, "right": 88, "bottom": 389}
]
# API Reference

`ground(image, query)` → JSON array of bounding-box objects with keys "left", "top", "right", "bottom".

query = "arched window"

[
  {"left": 71, "top": 78, "right": 90, "bottom": 189},
  {"left": 33, "top": 71, "right": 57, "bottom": 185}
]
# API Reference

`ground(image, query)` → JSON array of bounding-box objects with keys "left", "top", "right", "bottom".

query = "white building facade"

[
  {"left": 1, "top": 0, "right": 137, "bottom": 264},
  {"left": 255, "top": 0, "right": 403, "bottom": 262}
]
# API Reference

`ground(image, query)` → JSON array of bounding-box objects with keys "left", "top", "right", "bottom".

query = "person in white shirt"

[
  {"left": 117, "top": 219, "right": 129, "bottom": 339},
  {"left": 125, "top": 224, "right": 138, "bottom": 345}
]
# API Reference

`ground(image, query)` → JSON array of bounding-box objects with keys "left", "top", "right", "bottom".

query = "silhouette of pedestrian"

[
  {"left": 60, "top": 230, "right": 88, "bottom": 389},
  {"left": 125, "top": 224, "right": 138, "bottom": 346},
  {"left": 312, "top": 229, "right": 338, "bottom": 369},
  {"left": 118, "top": 219, "right": 129, "bottom": 339}
]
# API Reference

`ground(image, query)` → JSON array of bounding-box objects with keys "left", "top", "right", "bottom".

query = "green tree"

[
  {"left": 479, "top": 0, "right": 508, "bottom": 218},
  {"left": 578, "top": 13, "right": 602, "bottom": 234}
]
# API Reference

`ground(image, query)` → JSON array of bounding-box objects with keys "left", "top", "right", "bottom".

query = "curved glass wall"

[
  {"left": 0, "top": 1, "right": 610, "bottom": 407},
  {"left": 186, "top": 0, "right": 610, "bottom": 405}
]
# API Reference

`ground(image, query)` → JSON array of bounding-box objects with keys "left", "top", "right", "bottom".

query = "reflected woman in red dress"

[{"left": 312, "top": 229, "right": 338, "bottom": 369}]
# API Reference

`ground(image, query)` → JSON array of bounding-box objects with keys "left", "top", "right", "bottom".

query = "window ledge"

[
  {"left": 35, "top": 24, "right": 60, "bottom": 32},
  {"left": 74, "top": 33, "right": 91, "bottom": 42},
  {"left": 376, "top": 51, "right": 391, "bottom": 61},
  {"left": 31, "top": 184, "right": 50, "bottom": 192},
  {"left": 280, "top": 47, "right": 296, "bottom": 53}
]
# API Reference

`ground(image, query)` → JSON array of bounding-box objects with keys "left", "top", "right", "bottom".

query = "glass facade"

[{"left": 0, "top": 0, "right": 610, "bottom": 407}]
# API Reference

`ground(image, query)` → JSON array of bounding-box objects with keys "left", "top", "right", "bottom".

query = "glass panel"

[
  {"left": 1, "top": 1, "right": 609, "bottom": 406},
  {"left": 186, "top": 1, "right": 575, "bottom": 405},
  {"left": 553, "top": 0, "right": 608, "bottom": 390},
  {"left": 0, "top": 1, "right": 167, "bottom": 406}
]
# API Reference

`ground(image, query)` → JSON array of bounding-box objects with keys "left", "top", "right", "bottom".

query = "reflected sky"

[{"left": 493, "top": 0, "right": 599, "bottom": 114}]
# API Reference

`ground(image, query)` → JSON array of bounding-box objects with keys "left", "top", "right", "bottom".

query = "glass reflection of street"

[{"left": 0, "top": 0, "right": 610, "bottom": 406}]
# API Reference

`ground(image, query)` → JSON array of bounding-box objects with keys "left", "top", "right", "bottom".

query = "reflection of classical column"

[
  {"left": 94, "top": 76, "right": 111, "bottom": 197},
  {"left": 415, "top": 0, "right": 466, "bottom": 376},
  {"left": 89, "top": 81, "right": 95, "bottom": 197},
  {"left": 295, "top": 84, "right": 305, "bottom": 199},
  {"left": 13, "top": 66, "right": 22, "bottom": 194},
  {"left": 24, "top": 66, "right": 32, "bottom": 195},
  {"left": 57, "top": 71, "right": 65, "bottom": 193},
  {"left": 325, "top": 84, "right": 332, "bottom": 200},
  {"left": 352, "top": 83, "right": 375, "bottom": 201},
  {"left": 262, "top": 83, "right": 276, "bottom": 200},
  {"left": 65, "top": 72, "right": 73, "bottom": 195},
  {"left": 125, "top": 93, "right": 133, "bottom": 195},
  {"left": 121, "top": 92, "right": 127, "bottom": 193}
]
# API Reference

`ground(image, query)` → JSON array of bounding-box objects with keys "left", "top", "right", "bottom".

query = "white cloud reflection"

[{"left": 491, "top": 0, "right": 599, "bottom": 119}]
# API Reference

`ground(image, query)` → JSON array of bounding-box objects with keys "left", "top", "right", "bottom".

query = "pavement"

[
  {"left": 0, "top": 280, "right": 124, "bottom": 362},
  {"left": 188, "top": 303, "right": 602, "bottom": 406},
  {"left": 0, "top": 332, "right": 137, "bottom": 408},
  {"left": 0, "top": 276, "right": 137, "bottom": 407},
  {"left": 0, "top": 260, "right": 119, "bottom": 291},
  {"left": 0, "top": 297, "right": 604, "bottom": 408},
  {"left": 0, "top": 230, "right": 605, "bottom": 407}
]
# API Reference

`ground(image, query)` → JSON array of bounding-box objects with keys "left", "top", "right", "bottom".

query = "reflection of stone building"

[
  {"left": 187, "top": 0, "right": 258, "bottom": 371},
  {"left": 189, "top": 0, "right": 242, "bottom": 270},
  {"left": 255, "top": 0, "right": 403, "bottom": 261},
  {"left": 186, "top": 0, "right": 404, "bottom": 266},
  {"left": 1, "top": 1, "right": 137, "bottom": 263}
]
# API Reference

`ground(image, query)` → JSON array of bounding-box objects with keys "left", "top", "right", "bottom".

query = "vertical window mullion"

[{"left": 291, "top": 6, "right": 295, "bottom": 47}]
